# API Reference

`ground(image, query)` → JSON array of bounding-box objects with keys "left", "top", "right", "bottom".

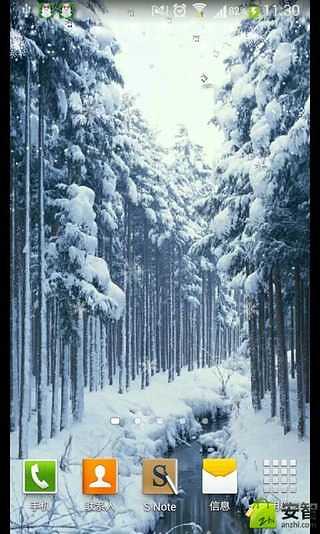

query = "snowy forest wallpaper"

[{"left": 10, "top": 1, "right": 310, "bottom": 533}]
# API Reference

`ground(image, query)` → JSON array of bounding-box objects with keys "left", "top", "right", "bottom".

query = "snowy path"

[
  {"left": 11, "top": 361, "right": 309, "bottom": 533},
  {"left": 11, "top": 364, "right": 248, "bottom": 533}
]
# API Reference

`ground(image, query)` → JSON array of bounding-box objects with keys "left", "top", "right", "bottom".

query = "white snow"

[
  {"left": 231, "top": 77, "right": 255, "bottom": 105},
  {"left": 144, "top": 207, "right": 157, "bottom": 225},
  {"left": 51, "top": 124, "right": 59, "bottom": 141},
  {"left": 230, "top": 63, "right": 247, "bottom": 83},
  {"left": 199, "top": 428, "right": 229, "bottom": 450},
  {"left": 11, "top": 365, "right": 249, "bottom": 533},
  {"left": 255, "top": 76, "right": 274, "bottom": 109},
  {"left": 11, "top": 358, "right": 309, "bottom": 533},
  {"left": 157, "top": 231, "right": 171, "bottom": 248},
  {"left": 217, "top": 252, "right": 234, "bottom": 273},
  {"left": 108, "top": 281, "right": 125, "bottom": 320},
  {"left": 68, "top": 245, "right": 85, "bottom": 266},
  {"left": 230, "top": 272, "right": 245, "bottom": 290},
  {"left": 97, "top": 81, "right": 122, "bottom": 114},
  {"left": 57, "top": 87, "right": 68, "bottom": 120},
  {"left": 69, "top": 92, "right": 83, "bottom": 114},
  {"left": 250, "top": 118, "right": 271, "bottom": 151},
  {"left": 159, "top": 209, "right": 174, "bottom": 228},
  {"left": 82, "top": 255, "right": 111, "bottom": 292},
  {"left": 102, "top": 203, "right": 118, "bottom": 231},
  {"left": 265, "top": 99, "right": 282, "bottom": 128},
  {"left": 249, "top": 164, "right": 268, "bottom": 197},
  {"left": 269, "top": 134, "right": 290, "bottom": 171},
  {"left": 215, "top": 104, "right": 238, "bottom": 133},
  {"left": 65, "top": 144, "right": 86, "bottom": 163},
  {"left": 10, "top": 29, "right": 26, "bottom": 58},
  {"left": 102, "top": 176, "right": 117, "bottom": 198},
  {"left": 244, "top": 271, "right": 259, "bottom": 296},
  {"left": 211, "top": 207, "right": 232, "bottom": 239},
  {"left": 249, "top": 197, "right": 265, "bottom": 224},
  {"left": 67, "top": 184, "right": 97, "bottom": 234},
  {"left": 270, "top": 134, "right": 289, "bottom": 155},
  {"left": 90, "top": 25, "right": 115, "bottom": 49},
  {"left": 266, "top": 28, "right": 283, "bottom": 48},
  {"left": 225, "top": 368, "right": 310, "bottom": 534},
  {"left": 288, "top": 117, "right": 309, "bottom": 155},
  {"left": 273, "top": 42, "right": 293, "bottom": 77},
  {"left": 64, "top": 222, "right": 97, "bottom": 255},
  {"left": 127, "top": 177, "right": 138, "bottom": 205}
]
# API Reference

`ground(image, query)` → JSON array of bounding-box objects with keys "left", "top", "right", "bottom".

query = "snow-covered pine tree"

[{"left": 195, "top": 7, "right": 309, "bottom": 433}]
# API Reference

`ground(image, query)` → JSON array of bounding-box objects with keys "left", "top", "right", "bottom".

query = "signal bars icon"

[{"left": 192, "top": 3, "right": 207, "bottom": 16}]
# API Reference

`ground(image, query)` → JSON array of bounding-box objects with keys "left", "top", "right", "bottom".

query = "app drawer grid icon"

[{"left": 263, "top": 459, "right": 297, "bottom": 494}]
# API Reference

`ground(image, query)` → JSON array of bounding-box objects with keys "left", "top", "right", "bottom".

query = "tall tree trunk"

[
  {"left": 100, "top": 321, "right": 107, "bottom": 389},
  {"left": 268, "top": 273, "right": 277, "bottom": 418},
  {"left": 248, "top": 294, "right": 261, "bottom": 411},
  {"left": 178, "top": 263, "right": 183, "bottom": 374},
  {"left": 19, "top": 57, "right": 32, "bottom": 458},
  {"left": 51, "top": 299, "right": 60, "bottom": 437},
  {"left": 149, "top": 255, "right": 155, "bottom": 378},
  {"left": 73, "top": 308, "right": 84, "bottom": 421},
  {"left": 108, "top": 320, "right": 113, "bottom": 386},
  {"left": 290, "top": 304, "right": 295, "bottom": 379},
  {"left": 83, "top": 312, "right": 88, "bottom": 387},
  {"left": 119, "top": 307, "right": 125, "bottom": 395},
  {"left": 196, "top": 306, "right": 201, "bottom": 368},
  {"left": 211, "top": 272, "right": 216, "bottom": 364},
  {"left": 274, "top": 266, "right": 291, "bottom": 434},
  {"left": 187, "top": 304, "right": 191, "bottom": 371},
  {"left": 10, "top": 149, "right": 18, "bottom": 432},
  {"left": 207, "top": 273, "right": 212, "bottom": 366},
  {"left": 141, "top": 223, "right": 148, "bottom": 389},
  {"left": 125, "top": 202, "right": 131, "bottom": 390},
  {"left": 151, "top": 284, "right": 156, "bottom": 377},
  {"left": 170, "top": 247, "right": 175, "bottom": 381},
  {"left": 295, "top": 268, "right": 305, "bottom": 438},
  {"left": 131, "top": 234, "right": 136, "bottom": 381},
  {"left": 168, "top": 246, "right": 173, "bottom": 382},
  {"left": 155, "top": 248, "right": 161, "bottom": 373},
  {"left": 258, "top": 291, "right": 266, "bottom": 394},
  {"left": 37, "top": 61, "right": 48, "bottom": 444},
  {"left": 145, "top": 239, "right": 150, "bottom": 387},
  {"left": 304, "top": 283, "right": 309, "bottom": 403},
  {"left": 89, "top": 315, "right": 96, "bottom": 392},
  {"left": 201, "top": 271, "right": 206, "bottom": 367},
  {"left": 60, "top": 339, "right": 70, "bottom": 431}
]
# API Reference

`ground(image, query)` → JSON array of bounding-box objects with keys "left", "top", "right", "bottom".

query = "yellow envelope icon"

[{"left": 202, "top": 458, "right": 237, "bottom": 494}]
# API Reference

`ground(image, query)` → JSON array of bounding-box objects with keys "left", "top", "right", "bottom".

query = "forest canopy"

[{"left": 10, "top": 1, "right": 309, "bottom": 463}]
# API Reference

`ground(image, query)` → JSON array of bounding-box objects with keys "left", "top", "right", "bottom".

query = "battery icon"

[{"left": 247, "top": 5, "right": 261, "bottom": 19}]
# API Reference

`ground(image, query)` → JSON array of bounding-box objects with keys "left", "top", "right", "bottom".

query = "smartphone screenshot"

[{"left": 10, "top": 1, "right": 311, "bottom": 533}]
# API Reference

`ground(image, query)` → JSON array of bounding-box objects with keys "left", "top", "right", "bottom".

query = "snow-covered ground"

[
  {"left": 226, "top": 374, "right": 310, "bottom": 534},
  {"left": 11, "top": 361, "right": 248, "bottom": 532},
  {"left": 11, "top": 358, "right": 309, "bottom": 533}
]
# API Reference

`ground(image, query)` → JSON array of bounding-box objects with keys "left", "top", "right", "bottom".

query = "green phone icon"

[{"left": 23, "top": 459, "right": 57, "bottom": 494}]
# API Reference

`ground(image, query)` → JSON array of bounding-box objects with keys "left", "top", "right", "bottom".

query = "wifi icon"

[{"left": 192, "top": 2, "right": 207, "bottom": 16}]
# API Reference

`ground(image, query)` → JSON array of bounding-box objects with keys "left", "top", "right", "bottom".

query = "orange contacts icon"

[{"left": 82, "top": 458, "right": 118, "bottom": 495}]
